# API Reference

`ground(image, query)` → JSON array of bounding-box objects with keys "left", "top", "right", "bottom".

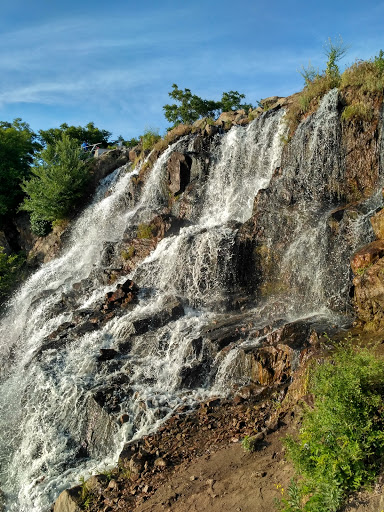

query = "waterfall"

[{"left": 0, "top": 93, "right": 381, "bottom": 511}]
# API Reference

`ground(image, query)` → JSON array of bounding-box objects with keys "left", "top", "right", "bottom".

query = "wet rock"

[
  {"left": 53, "top": 486, "right": 82, "bottom": 512},
  {"left": 98, "top": 348, "right": 118, "bottom": 362},
  {"left": 131, "top": 296, "right": 184, "bottom": 336}
]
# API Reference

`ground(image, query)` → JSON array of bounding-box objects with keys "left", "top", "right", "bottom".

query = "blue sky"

[{"left": 1, "top": 0, "right": 383, "bottom": 140}]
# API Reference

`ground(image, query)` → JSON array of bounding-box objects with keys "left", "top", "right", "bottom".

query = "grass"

[
  {"left": 241, "top": 435, "right": 258, "bottom": 453},
  {"left": 285, "top": 50, "right": 384, "bottom": 136},
  {"left": 341, "top": 103, "right": 374, "bottom": 122},
  {"left": 279, "top": 340, "right": 384, "bottom": 512},
  {"left": 121, "top": 245, "right": 135, "bottom": 260},
  {"left": 137, "top": 223, "right": 154, "bottom": 239}
]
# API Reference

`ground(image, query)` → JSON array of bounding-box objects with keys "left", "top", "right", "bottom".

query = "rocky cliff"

[{"left": 0, "top": 86, "right": 383, "bottom": 512}]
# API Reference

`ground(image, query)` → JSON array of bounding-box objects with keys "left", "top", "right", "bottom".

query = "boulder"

[
  {"left": 350, "top": 240, "right": 384, "bottom": 274},
  {"left": 353, "top": 257, "right": 384, "bottom": 329},
  {"left": 167, "top": 152, "right": 192, "bottom": 195},
  {"left": 371, "top": 208, "right": 384, "bottom": 240},
  {"left": 53, "top": 487, "right": 82, "bottom": 512}
]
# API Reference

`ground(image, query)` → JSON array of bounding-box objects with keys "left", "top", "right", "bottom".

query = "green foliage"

[
  {"left": 0, "top": 248, "right": 25, "bottom": 301},
  {"left": 141, "top": 128, "right": 161, "bottom": 151},
  {"left": 79, "top": 477, "right": 95, "bottom": 510},
  {"left": 241, "top": 435, "right": 258, "bottom": 453},
  {"left": 299, "top": 61, "right": 320, "bottom": 86},
  {"left": 21, "top": 134, "right": 90, "bottom": 223},
  {"left": 137, "top": 223, "right": 154, "bottom": 239},
  {"left": 163, "top": 84, "right": 253, "bottom": 127},
  {"left": 30, "top": 213, "right": 51, "bottom": 236},
  {"left": 340, "top": 58, "right": 384, "bottom": 94},
  {"left": 39, "top": 122, "right": 111, "bottom": 148},
  {"left": 123, "top": 137, "right": 140, "bottom": 148},
  {"left": 341, "top": 103, "right": 374, "bottom": 122},
  {"left": 220, "top": 90, "right": 253, "bottom": 113},
  {"left": 282, "top": 343, "right": 384, "bottom": 512},
  {"left": 121, "top": 245, "right": 135, "bottom": 260},
  {"left": 0, "top": 119, "right": 40, "bottom": 220},
  {"left": 324, "top": 36, "right": 349, "bottom": 79},
  {"left": 374, "top": 49, "right": 384, "bottom": 74}
]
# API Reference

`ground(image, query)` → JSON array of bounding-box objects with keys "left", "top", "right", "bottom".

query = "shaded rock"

[
  {"left": 98, "top": 348, "right": 118, "bottom": 362},
  {"left": 167, "top": 152, "right": 192, "bottom": 195},
  {"left": 131, "top": 296, "right": 184, "bottom": 336}
]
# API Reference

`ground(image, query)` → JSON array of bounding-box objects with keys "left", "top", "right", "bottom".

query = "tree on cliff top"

[
  {"left": 21, "top": 134, "right": 90, "bottom": 228},
  {"left": 0, "top": 119, "right": 40, "bottom": 221},
  {"left": 39, "top": 122, "right": 112, "bottom": 148},
  {"left": 163, "top": 84, "right": 254, "bottom": 127}
]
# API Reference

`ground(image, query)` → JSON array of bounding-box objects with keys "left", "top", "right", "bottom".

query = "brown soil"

[{"left": 134, "top": 420, "right": 295, "bottom": 512}]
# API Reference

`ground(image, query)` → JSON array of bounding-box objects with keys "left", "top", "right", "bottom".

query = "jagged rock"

[
  {"left": 353, "top": 257, "right": 384, "bottom": 329},
  {"left": 167, "top": 152, "right": 192, "bottom": 195},
  {"left": 131, "top": 296, "right": 184, "bottom": 336},
  {"left": 350, "top": 240, "right": 384, "bottom": 274},
  {"left": 85, "top": 474, "right": 109, "bottom": 493},
  {"left": 103, "top": 279, "right": 139, "bottom": 311},
  {"left": 129, "top": 146, "right": 141, "bottom": 162},
  {"left": 53, "top": 487, "right": 82, "bottom": 512},
  {"left": 371, "top": 208, "right": 384, "bottom": 239}
]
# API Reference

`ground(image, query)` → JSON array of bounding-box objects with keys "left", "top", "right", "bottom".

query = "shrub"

[
  {"left": 341, "top": 103, "right": 374, "bottom": 122},
  {"left": 21, "top": 134, "right": 90, "bottom": 222},
  {"left": 282, "top": 342, "right": 384, "bottom": 512},
  {"left": 30, "top": 213, "right": 51, "bottom": 236},
  {"left": 137, "top": 223, "right": 154, "bottom": 239},
  {"left": 121, "top": 246, "right": 135, "bottom": 260},
  {"left": 241, "top": 435, "right": 258, "bottom": 453},
  {"left": 141, "top": 128, "right": 161, "bottom": 151},
  {"left": 0, "top": 248, "right": 25, "bottom": 301},
  {"left": 340, "top": 59, "right": 384, "bottom": 94}
]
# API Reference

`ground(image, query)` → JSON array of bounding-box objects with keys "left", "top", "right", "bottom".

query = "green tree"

[
  {"left": 324, "top": 36, "right": 349, "bottom": 79},
  {"left": 220, "top": 90, "right": 253, "bottom": 112},
  {"left": 21, "top": 134, "right": 90, "bottom": 226},
  {"left": 0, "top": 248, "right": 25, "bottom": 301},
  {"left": 163, "top": 84, "right": 254, "bottom": 126},
  {"left": 0, "top": 119, "right": 40, "bottom": 220},
  {"left": 163, "top": 84, "right": 222, "bottom": 126},
  {"left": 39, "top": 122, "right": 112, "bottom": 148}
]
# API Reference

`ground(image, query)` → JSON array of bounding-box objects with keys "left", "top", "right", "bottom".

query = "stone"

[
  {"left": 53, "top": 487, "right": 82, "bottom": 512},
  {"left": 154, "top": 457, "right": 167, "bottom": 467},
  {"left": 351, "top": 240, "right": 384, "bottom": 274},
  {"left": 371, "top": 208, "right": 384, "bottom": 240},
  {"left": 167, "top": 152, "right": 192, "bottom": 195},
  {"left": 86, "top": 474, "right": 109, "bottom": 493}
]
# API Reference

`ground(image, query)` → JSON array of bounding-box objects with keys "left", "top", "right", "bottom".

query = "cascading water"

[{"left": 0, "top": 92, "right": 382, "bottom": 511}]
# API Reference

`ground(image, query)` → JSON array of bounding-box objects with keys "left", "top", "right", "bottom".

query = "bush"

[
  {"left": 282, "top": 342, "right": 384, "bottom": 512},
  {"left": 340, "top": 59, "right": 384, "bottom": 94},
  {"left": 285, "top": 74, "right": 339, "bottom": 135},
  {"left": 141, "top": 128, "right": 161, "bottom": 151},
  {"left": 0, "top": 248, "right": 25, "bottom": 301},
  {"left": 137, "top": 223, "right": 154, "bottom": 239},
  {"left": 341, "top": 103, "right": 374, "bottom": 122},
  {"left": 30, "top": 213, "right": 51, "bottom": 236},
  {"left": 21, "top": 134, "right": 90, "bottom": 222}
]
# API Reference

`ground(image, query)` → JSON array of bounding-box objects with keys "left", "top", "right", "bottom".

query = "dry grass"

[
  {"left": 285, "top": 74, "right": 340, "bottom": 135},
  {"left": 340, "top": 60, "right": 384, "bottom": 94}
]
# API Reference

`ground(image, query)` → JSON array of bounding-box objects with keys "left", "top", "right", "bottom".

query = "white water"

[{"left": 0, "top": 96, "right": 381, "bottom": 511}]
